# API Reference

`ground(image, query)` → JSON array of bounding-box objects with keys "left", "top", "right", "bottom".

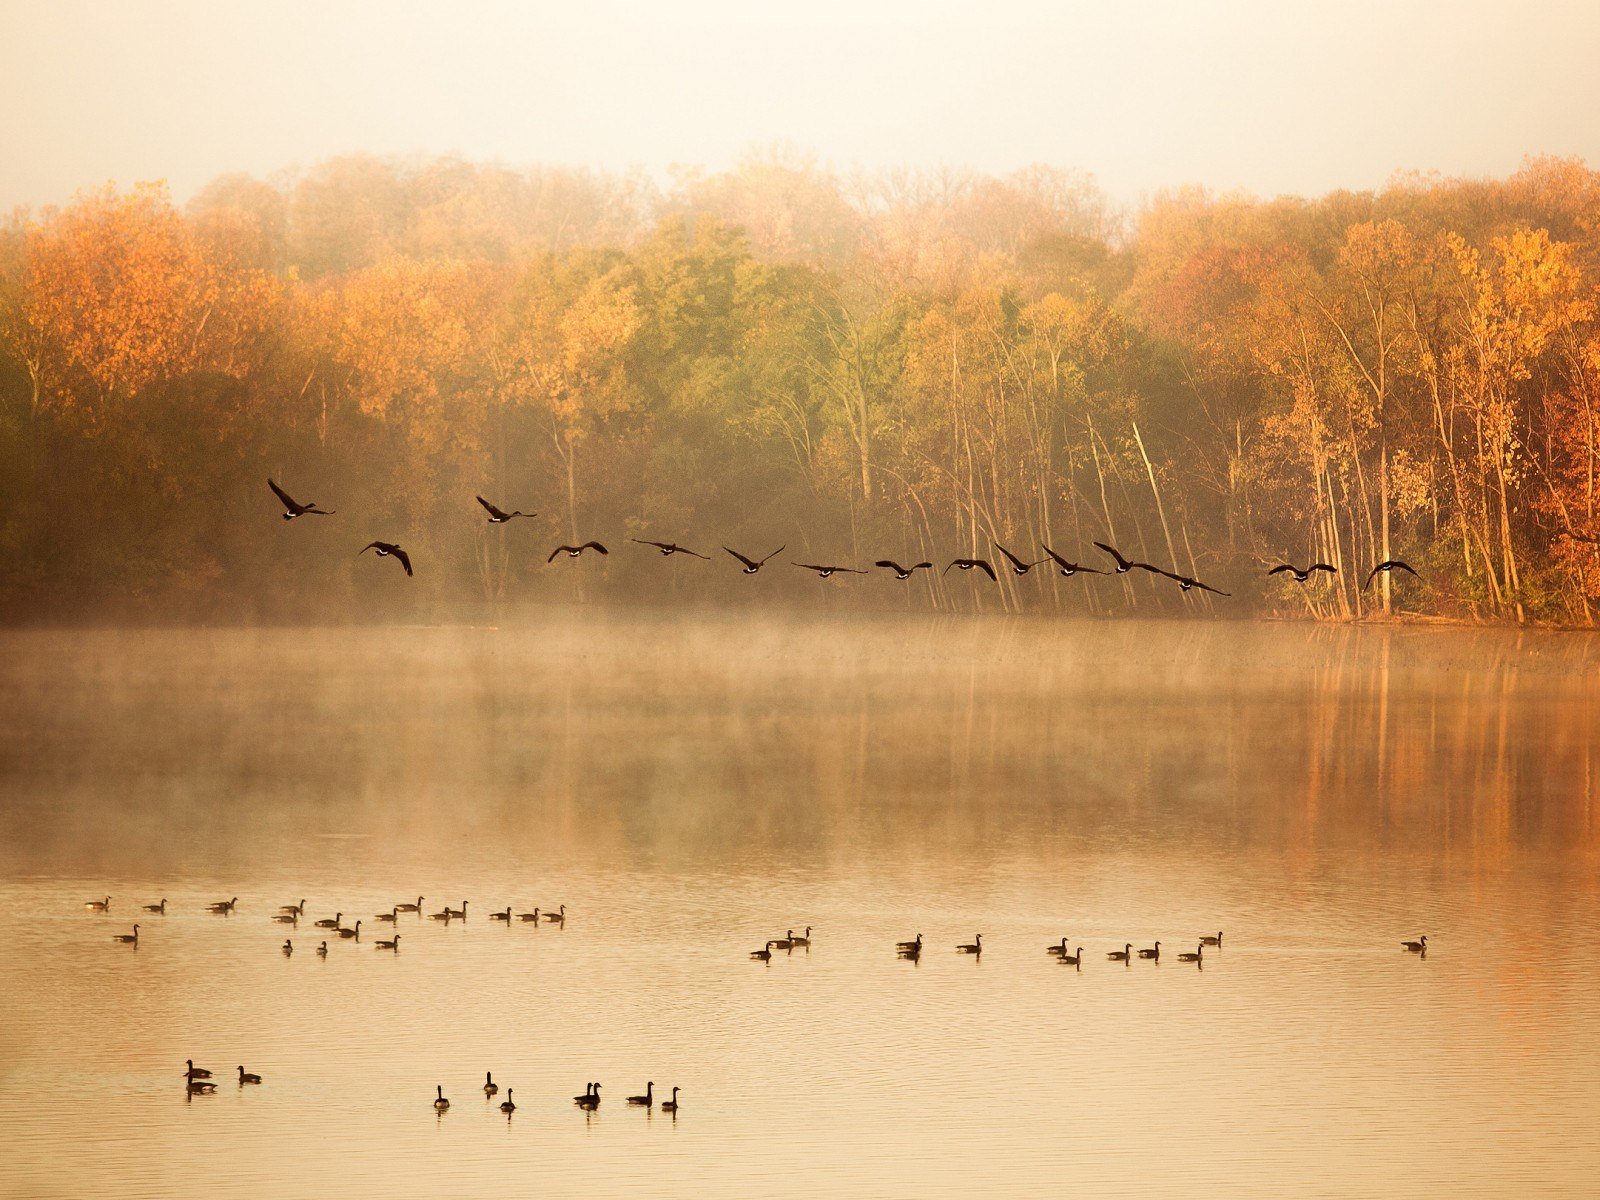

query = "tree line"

[{"left": 3, "top": 151, "right": 1599, "bottom": 623}]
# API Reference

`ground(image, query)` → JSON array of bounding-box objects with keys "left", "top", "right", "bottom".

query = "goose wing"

[
  {"left": 360, "top": 542, "right": 386, "bottom": 555},
  {"left": 1093, "top": 541, "right": 1131, "bottom": 569},
  {"left": 724, "top": 547, "right": 759, "bottom": 569},
  {"left": 580, "top": 541, "right": 609, "bottom": 554},
  {"left": 476, "top": 495, "right": 507, "bottom": 520},
  {"left": 268, "top": 478, "right": 300, "bottom": 510},
  {"left": 632, "top": 538, "right": 670, "bottom": 551},
  {"left": 1267, "top": 564, "right": 1295, "bottom": 576},
  {"left": 1310, "top": 563, "right": 1338, "bottom": 574},
  {"left": 757, "top": 544, "right": 786, "bottom": 565},
  {"left": 995, "top": 543, "right": 1027, "bottom": 570},
  {"left": 392, "top": 548, "right": 413, "bottom": 576},
  {"left": 548, "top": 546, "right": 572, "bottom": 563}
]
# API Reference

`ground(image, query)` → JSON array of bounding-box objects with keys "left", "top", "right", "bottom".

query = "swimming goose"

[
  {"left": 271, "top": 912, "right": 298, "bottom": 925},
  {"left": 790, "top": 926, "right": 812, "bottom": 947},
  {"left": 627, "top": 1082, "right": 654, "bottom": 1107},
  {"left": 751, "top": 941, "right": 777, "bottom": 961},
  {"left": 279, "top": 900, "right": 306, "bottom": 915},
  {"left": 142, "top": 899, "right": 166, "bottom": 914},
  {"left": 206, "top": 897, "right": 238, "bottom": 914},
  {"left": 433, "top": 1085, "right": 449, "bottom": 1111},
  {"left": 541, "top": 904, "right": 565, "bottom": 923},
  {"left": 282, "top": 940, "right": 293, "bottom": 956},
  {"left": 84, "top": 897, "right": 111, "bottom": 911},
  {"left": 336, "top": 921, "right": 361, "bottom": 939},
  {"left": 490, "top": 908, "right": 512, "bottom": 922},
  {"left": 374, "top": 935, "right": 399, "bottom": 951},
  {"left": 484, "top": 1072, "right": 498, "bottom": 1096},
  {"left": 517, "top": 909, "right": 540, "bottom": 922},
  {"left": 895, "top": 934, "right": 923, "bottom": 952},
  {"left": 1046, "top": 938, "right": 1071, "bottom": 956},
  {"left": 313, "top": 912, "right": 343, "bottom": 929},
  {"left": 1200, "top": 931, "right": 1223, "bottom": 946},
  {"left": 956, "top": 935, "right": 983, "bottom": 954},
  {"left": 238, "top": 1066, "right": 262, "bottom": 1084},
  {"left": 446, "top": 902, "right": 469, "bottom": 919},
  {"left": 771, "top": 929, "right": 796, "bottom": 950},
  {"left": 374, "top": 907, "right": 399, "bottom": 923},
  {"left": 112, "top": 925, "right": 139, "bottom": 944},
  {"left": 660, "top": 1086, "right": 680, "bottom": 1113},
  {"left": 1107, "top": 943, "right": 1133, "bottom": 962},
  {"left": 1401, "top": 936, "right": 1428, "bottom": 953},
  {"left": 185, "top": 1060, "right": 212, "bottom": 1079},
  {"left": 1177, "top": 944, "right": 1204, "bottom": 963},
  {"left": 576, "top": 1083, "right": 601, "bottom": 1108},
  {"left": 429, "top": 908, "right": 453, "bottom": 922},
  {"left": 1059, "top": 947, "right": 1084, "bottom": 967},
  {"left": 395, "top": 897, "right": 425, "bottom": 913},
  {"left": 315, "top": 941, "right": 328, "bottom": 957},
  {"left": 1138, "top": 942, "right": 1161, "bottom": 960},
  {"left": 499, "top": 1089, "right": 516, "bottom": 1113},
  {"left": 187, "top": 1079, "right": 217, "bottom": 1094}
]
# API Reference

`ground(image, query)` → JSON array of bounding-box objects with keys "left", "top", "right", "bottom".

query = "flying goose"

[
  {"left": 875, "top": 560, "right": 933, "bottom": 579},
  {"left": 374, "top": 934, "right": 400, "bottom": 951},
  {"left": 631, "top": 538, "right": 708, "bottom": 559},
  {"left": 112, "top": 925, "right": 139, "bottom": 944},
  {"left": 995, "top": 544, "right": 1047, "bottom": 575},
  {"left": 1150, "top": 567, "right": 1230, "bottom": 596},
  {"left": 1401, "top": 936, "right": 1428, "bottom": 953},
  {"left": 1107, "top": 943, "right": 1133, "bottom": 962},
  {"left": 794, "top": 563, "right": 866, "bottom": 578},
  {"left": 142, "top": 899, "right": 167, "bottom": 914},
  {"left": 627, "top": 1082, "right": 654, "bottom": 1107},
  {"left": 945, "top": 558, "right": 998, "bottom": 582},
  {"left": 548, "top": 542, "right": 608, "bottom": 562},
  {"left": 1092, "top": 542, "right": 1159, "bottom": 575},
  {"left": 956, "top": 935, "right": 983, "bottom": 954},
  {"left": 433, "top": 1085, "right": 449, "bottom": 1111},
  {"left": 477, "top": 496, "right": 530, "bottom": 523},
  {"left": 724, "top": 545, "right": 785, "bottom": 574},
  {"left": 1364, "top": 559, "right": 1419, "bottom": 590},
  {"left": 1177, "top": 944, "right": 1204, "bottom": 963},
  {"left": 268, "top": 478, "right": 334, "bottom": 519},
  {"left": 84, "top": 896, "right": 111, "bottom": 911},
  {"left": 1041, "top": 546, "right": 1108, "bottom": 577},
  {"left": 238, "top": 1066, "right": 262, "bottom": 1085},
  {"left": 1269, "top": 562, "right": 1337, "bottom": 583},
  {"left": 360, "top": 541, "right": 413, "bottom": 576}
]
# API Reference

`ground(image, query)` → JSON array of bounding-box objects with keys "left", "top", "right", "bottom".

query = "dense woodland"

[{"left": 4, "top": 152, "right": 1600, "bottom": 623}]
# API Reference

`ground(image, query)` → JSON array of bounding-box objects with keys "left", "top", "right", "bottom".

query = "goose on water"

[
  {"left": 314, "top": 912, "right": 343, "bottom": 929},
  {"left": 1059, "top": 947, "right": 1084, "bottom": 967},
  {"left": 1138, "top": 942, "right": 1161, "bottom": 960},
  {"left": 279, "top": 900, "right": 306, "bottom": 915},
  {"left": 1200, "top": 932, "right": 1224, "bottom": 946},
  {"left": 374, "top": 907, "right": 399, "bottom": 923},
  {"left": 142, "top": 899, "right": 166, "bottom": 914},
  {"left": 751, "top": 941, "right": 777, "bottom": 961},
  {"left": 660, "top": 1086, "right": 680, "bottom": 1113},
  {"left": 282, "top": 939, "right": 293, "bottom": 956},
  {"left": 790, "top": 926, "right": 812, "bottom": 947},
  {"left": 316, "top": 941, "right": 328, "bottom": 957},
  {"left": 336, "top": 921, "right": 362, "bottom": 940},
  {"left": 1107, "top": 943, "right": 1133, "bottom": 962},
  {"left": 394, "top": 897, "right": 425, "bottom": 913},
  {"left": 374, "top": 935, "right": 399, "bottom": 951},
  {"left": 112, "top": 925, "right": 139, "bottom": 944},
  {"left": 185, "top": 1060, "right": 212, "bottom": 1079},
  {"left": 1177, "top": 944, "right": 1204, "bottom": 963},
  {"left": 206, "top": 897, "right": 238, "bottom": 914},
  {"left": 238, "top": 1067, "right": 262, "bottom": 1085},
  {"left": 490, "top": 908, "right": 512, "bottom": 922},
  {"left": 84, "top": 897, "right": 111, "bottom": 911},
  {"left": 500, "top": 1089, "right": 516, "bottom": 1113},
  {"left": 541, "top": 905, "right": 565, "bottom": 924},
  {"left": 627, "top": 1082, "right": 654, "bottom": 1107},
  {"left": 433, "top": 1085, "right": 449, "bottom": 1111},
  {"left": 1401, "top": 936, "right": 1428, "bottom": 953},
  {"left": 956, "top": 935, "right": 983, "bottom": 955},
  {"left": 484, "top": 1072, "right": 498, "bottom": 1097}
]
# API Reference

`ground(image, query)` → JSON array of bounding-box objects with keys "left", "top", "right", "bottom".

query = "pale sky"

[{"left": 2, "top": 0, "right": 1597, "bottom": 209}]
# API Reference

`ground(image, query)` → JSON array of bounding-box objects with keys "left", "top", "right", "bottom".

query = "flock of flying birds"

[{"left": 270, "top": 479, "right": 1422, "bottom": 594}]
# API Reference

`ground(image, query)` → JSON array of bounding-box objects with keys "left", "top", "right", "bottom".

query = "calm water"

[{"left": 2, "top": 614, "right": 1598, "bottom": 1198}]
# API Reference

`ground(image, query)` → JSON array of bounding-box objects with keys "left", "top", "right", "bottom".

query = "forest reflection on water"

[{"left": 1, "top": 614, "right": 1598, "bottom": 1198}]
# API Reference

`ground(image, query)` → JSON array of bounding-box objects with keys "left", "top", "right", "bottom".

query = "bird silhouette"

[
  {"left": 1150, "top": 567, "right": 1230, "bottom": 596},
  {"left": 945, "top": 558, "right": 998, "bottom": 582},
  {"left": 994, "top": 544, "right": 1047, "bottom": 575},
  {"left": 724, "top": 545, "right": 785, "bottom": 574},
  {"left": 1041, "top": 546, "right": 1108, "bottom": 577},
  {"left": 875, "top": 560, "right": 933, "bottom": 579},
  {"left": 631, "top": 539, "right": 708, "bottom": 559},
  {"left": 1269, "top": 562, "right": 1337, "bottom": 583},
  {"left": 1363, "top": 560, "right": 1419, "bottom": 590},
  {"left": 268, "top": 479, "right": 334, "bottom": 519},
  {"left": 1092, "top": 541, "right": 1163, "bottom": 575},
  {"left": 476, "top": 496, "right": 530, "bottom": 523},
  {"left": 361, "top": 542, "right": 413, "bottom": 576},
  {"left": 794, "top": 563, "right": 866, "bottom": 578},
  {"left": 548, "top": 542, "right": 608, "bottom": 562}
]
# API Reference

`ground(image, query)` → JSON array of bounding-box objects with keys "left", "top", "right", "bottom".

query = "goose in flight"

[
  {"left": 1092, "top": 541, "right": 1164, "bottom": 576},
  {"left": 1041, "top": 547, "right": 1107, "bottom": 577},
  {"left": 476, "top": 496, "right": 531, "bottom": 523},
  {"left": 268, "top": 478, "right": 334, "bottom": 519},
  {"left": 794, "top": 563, "right": 866, "bottom": 578},
  {"left": 994, "top": 544, "right": 1047, "bottom": 576},
  {"left": 945, "top": 558, "right": 998, "bottom": 582},
  {"left": 875, "top": 560, "right": 933, "bottom": 579},
  {"left": 548, "top": 542, "right": 608, "bottom": 562},
  {"left": 724, "top": 545, "right": 785, "bottom": 574},
  {"left": 631, "top": 539, "right": 708, "bottom": 559},
  {"left": 361, "top": 542, "right": 413, "bottom": 576},
  {"left": 1151, "top": 567, "right": 1230, "bottom": 596},
  {"left": 1269, "top": 562, "right": 1337, "bottom": 583},
  {"left": 1364, "top": 560, "right": 1419, "bottom": 590}
]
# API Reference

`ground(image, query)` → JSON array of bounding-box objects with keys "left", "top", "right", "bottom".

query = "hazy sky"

[{"left": 2, "top": 0, "right": 1597, "bottom": 209}]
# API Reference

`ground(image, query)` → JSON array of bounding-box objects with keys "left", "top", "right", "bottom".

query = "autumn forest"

[{"left": 4, "top": 152, "right": 1600, "bottom": 623}]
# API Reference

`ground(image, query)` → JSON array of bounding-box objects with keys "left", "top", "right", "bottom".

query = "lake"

[{"left": 2, "top": 613, "right": 1598, "bottom": 1198}]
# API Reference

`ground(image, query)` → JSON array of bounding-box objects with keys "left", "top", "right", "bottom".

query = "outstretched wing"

[
  {"left": 1190, "top": 578, "right": 1229, "bottom": 596},
  {"left": 547, "top": 546, "right": 570, "bottom": 563},
  {"left": 392, "top": 548, "right": 413, "bottom": 576},
  {"left": 875, "top": 560, "right": 904, "bottom": 572},
  {"left": 268, "top": 478, "right": 298, "bottom": 510},
  {"left": 795, "top": 563, "right": 827, "bottom": 573},
  {"left": 758, "top": 544, "right": 787, "bottom": 565},
  {"left": 1040, "top": 545, "right": 1069, "bottom": 568},
  {"left": 974, "top": 559, "right": 998, "bottom": 582},
  {"left": 360, "top": 542, "right": 384, "bottom": 555},
  {"left": 682, "top": 547, "right": 710, "bottom": 559},
  {"left": 476, "top": 495, "right": 504, "bottom": 519},
  {"left": 581, "top": 541, "right": 609, "bottom": 555},
  {"left": 1362, "top": 563, "right": 1382, "bottom": 590},
  {"left": 1310, "top": 564, "right": 1337, "bottom": 574},
  {"left": 1388, "top": 560, "right": 1418, "bottom": 578},
  {"left": 994, "top": 543, "right": 1026, "bottom": 570},
  {"left": 1093, "top": 541, "right": 1131, "bottom": 569},
  {"left": 632, "top": 538, "right": 669, "bottom": 551},
  {"left": 1267, "top": 564, "right": 1294, "bottom": 576},
  {"left": 724, "top": 546, "right": 758, "bottom": 569}
]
